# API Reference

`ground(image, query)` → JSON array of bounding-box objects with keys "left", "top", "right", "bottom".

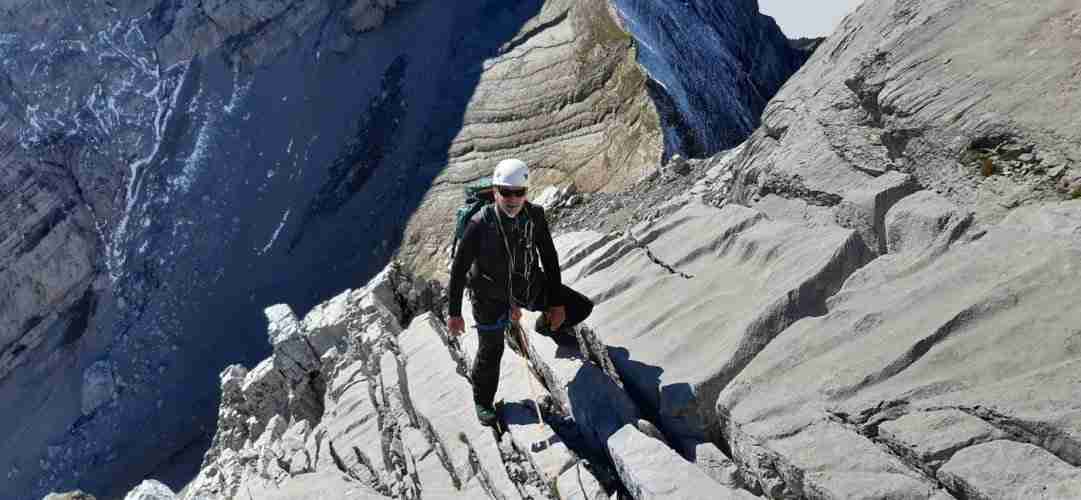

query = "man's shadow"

[{"left": 562, "top": 343, "right": 705, "bottom": 461}]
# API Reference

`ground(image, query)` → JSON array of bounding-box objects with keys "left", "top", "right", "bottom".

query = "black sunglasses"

[{"left": 497, "top": 187, "right": 528, "bottom": 197}]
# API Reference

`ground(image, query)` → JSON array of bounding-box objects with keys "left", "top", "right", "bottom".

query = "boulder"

[
  {"left": 833, "top": 171, "right": 921, "bottom": 254},
  {"left": 122, "top": 480, "right": 176, "bottom": 500},
  {"left": 883, "top": 190, "right": 970, "bottom": 255}
]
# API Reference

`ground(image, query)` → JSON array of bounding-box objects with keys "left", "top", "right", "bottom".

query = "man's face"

[{"left": 494, "top": 185, "right": 527, "bottom": 217}]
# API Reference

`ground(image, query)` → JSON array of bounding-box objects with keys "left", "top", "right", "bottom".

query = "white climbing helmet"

[{"left": 492, "top": 158, "right": 530, "bottom": 188}]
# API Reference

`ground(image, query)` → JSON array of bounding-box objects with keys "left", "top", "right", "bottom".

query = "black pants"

[{"left": 470, "top": 284, "right": 593, "bottom": 407}]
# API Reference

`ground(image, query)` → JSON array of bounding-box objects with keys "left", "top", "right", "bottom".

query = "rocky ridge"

[
  {"left": 122, "top": 0, "right": 1081, "bottom": 498},
  {"left": 2, "top": 0, "right": 802, "bottom": 498}
]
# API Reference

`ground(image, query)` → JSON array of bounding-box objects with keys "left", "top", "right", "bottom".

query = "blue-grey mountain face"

[
  {"left": 611, "top": 0, "right": 807, "bottom": 159},
  {"left": 0, "top": 1, "right": 806, "bottom": 498}
]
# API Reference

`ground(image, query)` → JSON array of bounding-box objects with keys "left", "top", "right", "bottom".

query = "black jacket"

[{"left": 448, "top": 202, "right": 561, "bottom": 317}]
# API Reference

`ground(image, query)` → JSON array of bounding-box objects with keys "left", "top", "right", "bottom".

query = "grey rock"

[
  {"left": 878, "top": 409, "right": 1008, "bottom": 473},
  {"left": 556, "top": 462, "right": 608, "bottom": 500},
  {"left": 81, "top": 360, "right": 117, "bottom": 415},
  {"left": 608, "top": 424, "right": 759, "bottom": 500},
  {"left": 717, "top": 201, "right": 1081, "bottom": 498},
  {"left": 883, "top": 190, "right": 969, "bottom": 255},
  {"left": 42, "top": 492, "right": 96, "bottom": 500},
  {"left": 243, "top": 470, "right": 386, "bottom": 500},
  {"left": 302, "top": 265, "right": 405, "bottom": 350},
  {"left": 4, "top": 0, "right": 794, "bottom": 486},
  {"left": 729, "top": 0, "right": 1081, "bottom": 225},
  {"left": 938, "top": 440, "right": 1081, "bottom": 499},
  {"left": 121, "top": 480, "right": 176, "bottom": 500},
  {"left": 555, "top": 201, "right": 870, "bottom": 447},
  {"left": 693, "top": 442, "right": 742, "bottom": 489},
  {"left": 468, "top": 299, "right": 753, "bottom": 499},
  {"left": 753, "top": 194, "right": 836, "bottom": 227},
  {"left": 0, "top": 158, "right": 102, "bottom": 383},
  {"left": 833, "top": 171, "right": 921, "bottom": 254},
  {"left": 266, "top": 304, "right": 304, "bottom": 346},
  {"left": 669, "top": 155, "right": 691, "bottom": 176}
]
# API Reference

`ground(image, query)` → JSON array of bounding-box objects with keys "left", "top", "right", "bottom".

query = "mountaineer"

[{"left": 447, "top": 158, "right": 594, "bottom": 426}]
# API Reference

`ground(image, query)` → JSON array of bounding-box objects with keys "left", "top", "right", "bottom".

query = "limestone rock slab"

[
  {"left": 608, "top": 424, "right": 760, "bottom": 500},
  {"left": 718, "top": 201, "right": 1081, "bottom": 497},
  {"left": 730, "top": 0, "right": 1081, "bottom": 223},
  {"left": 878, "top": 409, "right": 1008, "bottom": 472},
  {"left": 937, "top": 440, "right": 1081, "bottom": 499},
  {"left": 557, "top": 200, "right": 870, "bottom": 446},
  {"left": 884, "top": 190, "right": 970, "bottom": 255},
  {"left": 465, "top": 301, "right": 752, "bottom": 500},
  {"left": 243, "top": 470, "right": 387, "bottom": 500},
  {"left": 396, "top": 313, "right": 518, "bottom": 498},
  {"left": 833, "top": 171, "right": 920, "bottom": 254}
]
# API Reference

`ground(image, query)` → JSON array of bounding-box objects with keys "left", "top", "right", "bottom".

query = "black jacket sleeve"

[
  {"left": 448, "top": 215, "right": 481, "bottom": 317},
  {"left": 532, "top": 205, "right": 563, "bottom": 306}
]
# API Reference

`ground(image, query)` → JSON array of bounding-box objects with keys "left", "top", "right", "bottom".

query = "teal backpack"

[{"left": 451, "top": 178, "right": 495, "bottom": 259}]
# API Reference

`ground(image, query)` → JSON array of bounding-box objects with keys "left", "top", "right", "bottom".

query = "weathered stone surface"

[
  {"left": 396, "top": 313, "right": 518, "bottom": 498},
  {"left": 608, "top": 424, "right": 760, "bottom": 500},
  {"left": 884, "top": 190, "right": 971, "bottom": 255},
  {"left": 735, "top": 421, "right": 947, "bottom": 499},
  {"left": 556, "top": 462, "right": 607, "bottom": 500},
  {"left": 42, "top": 491, "right": 96, "bottom": 500},
  {"left": 718, "top": 201, "right": 1081, "bottom": 498},
  {"left": 693, "top": 442, "right": 742, "bottom": 490},
  {"left": 0, "top": 157, "right": 102, "bottom": 383},
  {"left": 302, "top": 264, "right": 406, "bottom": 350},
  {"left": 462, "top": 299, "right": 754, "bottom": 499},
  {"left": 1, "top": 0, "right": 800, "bottom": 496},
  {"left": 730, "top": 0, "right": 1081, "bottom": 225},
  {"left": 122, "top": 480, "right": 176, "bottom": 500},
  {"left": 833, "top": 171, "right": 921, "bottom": 254},
  {"left": 879, "top": 409, "right": 1008, "bottom": 473},
  {"left": 557, "top": 200, "right": 871, "bottom": 447},
  {"left": 243, "top": 470, "right": 387, "bottom": 500},
  {"left": 937, "top": 440, "right": 1081, "bottom": 499}
]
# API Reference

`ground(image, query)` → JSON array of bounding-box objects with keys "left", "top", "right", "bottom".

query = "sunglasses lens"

[{"left": 499, "top": 188, "right": 527, "bottom": 197}]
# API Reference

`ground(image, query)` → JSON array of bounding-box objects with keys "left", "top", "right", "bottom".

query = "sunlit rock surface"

[{"left": 1, "top": 0, "right": 801, "bottom": 497}]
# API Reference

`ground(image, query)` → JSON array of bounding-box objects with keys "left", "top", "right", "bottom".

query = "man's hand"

[
  {"left": 547, "top": 305, "right": 566, "bottom": 331},
  {"left": 448, "top": 316, "right": 465, "bottom": 337},
  {"left": 510, "top": 306, "right": 522, "bottom": 322}
]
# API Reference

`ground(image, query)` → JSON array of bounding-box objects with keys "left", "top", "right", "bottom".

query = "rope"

[
  {"left": 494, "top": 205, "right": 536, "bottom": 307},
  {"left": 510, "top": 320, "right": 545, "bottom": 428}
]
